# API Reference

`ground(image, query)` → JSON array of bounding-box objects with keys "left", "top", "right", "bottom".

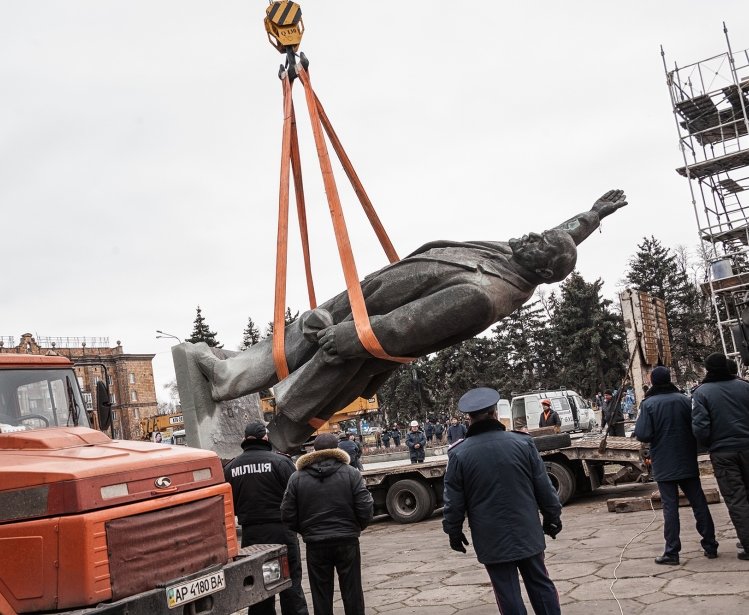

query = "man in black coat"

[
  {"left": 446, "top": 416, "right": 467, "bottom": 445},
  {"left": 338, "top": 433, "right": 362, "bottom": 470},
  {"left": 424, "top": 419, "right": 435, "bottom": 444},
  {"left": 224, "top": 422, "right": 309, "bottom": 615},
  {"left": 634, "top": 367, "right": 718, "bottom": 565},
  {"left": 692, "top": 352, "right": 749, "bottom": 560},
  {"left": 601, "top": 389, "right": 625, "bottom": 437},
  {"left": 406, "top": 420, "right": 426, "bottom": 463},
  {"left": 281, "top": 433, "right": 373, "bottom": 615},
  {"left": 443, "top": 387, "right": 562, "bottom": 614},
  {"left": 390, "top": 424, "right": 401, "bottom": 446},
  {"left": 434, "top": 420, "right": 445, "bottom": 444},
  {"left": 538, "top": 399, "right": 562, "bottom": 433}
]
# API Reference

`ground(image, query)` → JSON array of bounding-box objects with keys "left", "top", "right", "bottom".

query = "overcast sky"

[{"left": 3, "top": 1, "right": 749, "bottom": 402}]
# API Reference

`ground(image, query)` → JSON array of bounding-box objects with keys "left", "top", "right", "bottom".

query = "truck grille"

[{"left": 105, "top": 495, "right": 228, "bottom": 600}]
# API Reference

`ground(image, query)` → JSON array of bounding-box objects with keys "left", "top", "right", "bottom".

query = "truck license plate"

[{"left": 166, "top": 570, "right": 225, "bottom": 609}]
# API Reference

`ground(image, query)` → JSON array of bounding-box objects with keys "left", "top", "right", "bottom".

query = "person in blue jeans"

[{"left": 635, "top": 366, "right": 718, "bottom": 564}]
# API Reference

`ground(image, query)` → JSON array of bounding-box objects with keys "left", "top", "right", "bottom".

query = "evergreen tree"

[
  {"left": 548, "top": 272, "right": 626, "bottom": 397},
  {"left": 490, "top": 300, "right": 551, "bottom": 395},
  {"left": 240, "top": 317, "right": 261, "bottom": 350},
  {"left": 186, "top": 306, "right": 222, "bottom": 347},
  {"left": 377, "top": 358, "right": 434, "bottom": 425},
  {"left": 427, "top": 337, "right": 498, "bottom": 414},
  {"left": 625, "top": 237, "right": 713, "bottom": 382}
]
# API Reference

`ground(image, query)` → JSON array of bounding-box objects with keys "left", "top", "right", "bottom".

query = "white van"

[{"left": 509, "top": 390, "right": 595, "bottom": 433}]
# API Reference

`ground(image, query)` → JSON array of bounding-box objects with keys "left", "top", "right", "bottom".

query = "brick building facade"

[{"left": 0, "top": 333, "right": 157, "bottom": 440}]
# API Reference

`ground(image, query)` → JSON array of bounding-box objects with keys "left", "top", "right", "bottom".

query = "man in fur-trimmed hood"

[{"left": 281, "top": 433, "right": 373, "bottom": 615}]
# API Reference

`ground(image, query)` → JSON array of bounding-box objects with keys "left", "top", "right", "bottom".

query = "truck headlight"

[{"left": 262, "top": 560, "right": 281, "bottom": 585}]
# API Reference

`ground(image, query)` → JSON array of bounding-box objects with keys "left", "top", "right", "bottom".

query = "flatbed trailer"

[{"left": 360, "top": 434, "right": 648, "bottom": 523}]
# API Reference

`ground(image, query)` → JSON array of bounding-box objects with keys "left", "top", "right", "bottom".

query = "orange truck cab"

[{"left": 0, "top": 354, "right": 290, "bottom": 614}]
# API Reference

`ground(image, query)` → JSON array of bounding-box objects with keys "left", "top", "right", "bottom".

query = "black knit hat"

[
  {"left": 704, "top": 352, "right": 729, "bottom": 374},
  {"left": 314, "top": 433, "right": 339, "bottom": 450},
  {"left": 650, "top": 366, "right": 671, "bottom": 385},
  {"left": 244, "top": 421, "right": 267, "bottom": 439}
]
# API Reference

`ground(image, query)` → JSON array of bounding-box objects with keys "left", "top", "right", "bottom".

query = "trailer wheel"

[
  {"left": 386, "top": 479, "right": 434, "bottom": 523},
  {"left": 545, "top": 461, "right": 576, "bottom": 505}
]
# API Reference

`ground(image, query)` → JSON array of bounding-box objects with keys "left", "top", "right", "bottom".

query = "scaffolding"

[{"left": 663, "top": 24, "right": 749, "bottom": 363}]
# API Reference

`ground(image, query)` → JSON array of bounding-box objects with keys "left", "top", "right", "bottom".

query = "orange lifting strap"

[{"left": 272, "top": 64, "right": 413, "bottom": 380}]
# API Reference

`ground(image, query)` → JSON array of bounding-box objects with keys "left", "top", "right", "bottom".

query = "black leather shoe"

[
  {"left": 655, "top": 555, "right": 680, "bottom": 565},
  {"left": 704, "top": 551, "right": 718, "bottom": 559},
  {"left": 738, "top": 551, "right": 749, "bottom": 561}
]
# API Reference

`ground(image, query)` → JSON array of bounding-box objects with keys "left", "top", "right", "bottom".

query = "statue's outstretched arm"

[{"left": 555, "top": 189, "right": 627, "bottom": 246}]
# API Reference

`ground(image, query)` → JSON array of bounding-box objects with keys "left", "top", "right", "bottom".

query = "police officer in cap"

[
  {"left": 443, "top": 388, "right": 562, "bottom": 615},
  {"left": 224, "top": 422, "right": 309, "bottom": 615}
]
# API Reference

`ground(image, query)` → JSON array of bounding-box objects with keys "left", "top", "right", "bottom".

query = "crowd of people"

[
  {"left": 221, "top": 351, "right": 749, "bottom": 615},
  {"left": 375, "top": 416, "right": 469, "bottom": 449}
]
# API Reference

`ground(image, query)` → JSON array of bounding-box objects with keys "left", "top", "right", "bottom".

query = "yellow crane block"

[{"left": 264, "top": 1, "right": 304, "bottom": 52}]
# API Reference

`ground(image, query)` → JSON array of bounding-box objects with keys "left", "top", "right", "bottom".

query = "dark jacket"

[
  {"left": 538, "top": 408, "right": 561, "bottom": 429},
  {"left": 391, "top": 429, "right": 401, "bottom": 445},
  {"left": 281, "top": 448, "right": 373, "bottom": 543},
  {"left": 425, "top": 422, "right": 435, "bottom": 438},
  {"left": 447, "top": 423, "right": 467, "bottom": 445},
  {"left": 692, "top": 377, "right": 749, "bottom": 452},
  {"left": 435, "top": 422, "right": 445, "bottom": 438},
  {"left": 634, "top": 384, "right": 699, "bottom": 481},
  {"left": 338, "top": 438, "right": 361, "bottom": 467},
  {"left": 406, "top": 429, "right": 427, "bottom": 461},
  {"left": 443, "top": 419, "right": 561, "bottom": 564},
  {"left": 601, "top": 398, "right": 624, "bottom": 430},
  {"left": 224, "top": 439, "right": 296, "bottom": 526}
]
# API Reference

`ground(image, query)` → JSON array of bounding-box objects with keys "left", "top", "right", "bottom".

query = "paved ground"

[{"left": 290, "top": 474, "right": 749, "bottom": 614}]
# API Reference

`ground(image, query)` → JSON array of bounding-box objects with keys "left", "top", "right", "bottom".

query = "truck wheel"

[
  {"left": 385, "top": 479, "right": 434, "bottom": 523},
  {"left": 545, "top": 461, "right": 576, "bottom": 505}
]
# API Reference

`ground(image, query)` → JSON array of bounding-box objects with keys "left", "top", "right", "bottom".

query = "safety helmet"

[{"left": 410, "top": 420, "right": 419, "bottom": 427}]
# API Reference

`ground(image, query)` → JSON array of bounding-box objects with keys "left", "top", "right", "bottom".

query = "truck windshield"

[{"left": 0, "top": 369, "right": 91, "bottom": 432}]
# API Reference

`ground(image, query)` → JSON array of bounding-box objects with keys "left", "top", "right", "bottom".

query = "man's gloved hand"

[
  {"left": 543, "top": 518, "right": 562, "bottom": 539},
  {"left": 449, "top": 532, "right": 469, "bottom": 553}
]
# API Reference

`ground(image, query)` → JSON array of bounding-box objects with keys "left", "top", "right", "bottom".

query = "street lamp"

[{"left": 155, "top": 330, "right": 183, "bottom": 343}]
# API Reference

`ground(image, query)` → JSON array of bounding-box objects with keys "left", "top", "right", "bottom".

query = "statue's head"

[{"left": 509, "top": 229, "right": 577, "bottom": 283}]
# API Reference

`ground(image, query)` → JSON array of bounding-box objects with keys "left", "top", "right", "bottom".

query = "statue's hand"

[
  {"left": 316, "top": 326, "right": 346, "bottom": 365},
  {"left": 592, "top": 189, "right": 627, "bottom": 219}
]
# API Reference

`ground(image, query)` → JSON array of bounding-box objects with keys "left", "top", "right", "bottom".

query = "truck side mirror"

[{"left": 96, "top": 381, "right": 112, "bottom": 431}]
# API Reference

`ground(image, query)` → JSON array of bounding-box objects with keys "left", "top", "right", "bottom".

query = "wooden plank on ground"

[{"left": 607, "top": 488, "right": 721, "bottom": 513}]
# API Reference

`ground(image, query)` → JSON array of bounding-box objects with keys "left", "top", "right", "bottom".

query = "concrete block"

[
  {"left": 607, "top": 488, "right": 721, "bottom": 513},
  {"left": 172, "top": 344, "right": 263, "bottom": 462}
]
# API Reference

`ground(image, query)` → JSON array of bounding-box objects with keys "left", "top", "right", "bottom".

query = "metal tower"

[{"left": 663, "top": 24, "right": 749, "bottom": 363}]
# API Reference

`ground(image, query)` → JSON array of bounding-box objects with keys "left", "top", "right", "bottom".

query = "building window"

[
  {"left": 107, "top": 375, "right": 113, "bottom": 386},
  {"left": 129, "top": 373, "right": 135, "bottom": 385},
  {"left": 130, "top": 390, "right": 138, "bottom": 402},
  {"left": 110, "top": 393, "right": 117, "bottom": 405},
  {"left": 77, "top": 376, "right": 84, "bottom": 389}
]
